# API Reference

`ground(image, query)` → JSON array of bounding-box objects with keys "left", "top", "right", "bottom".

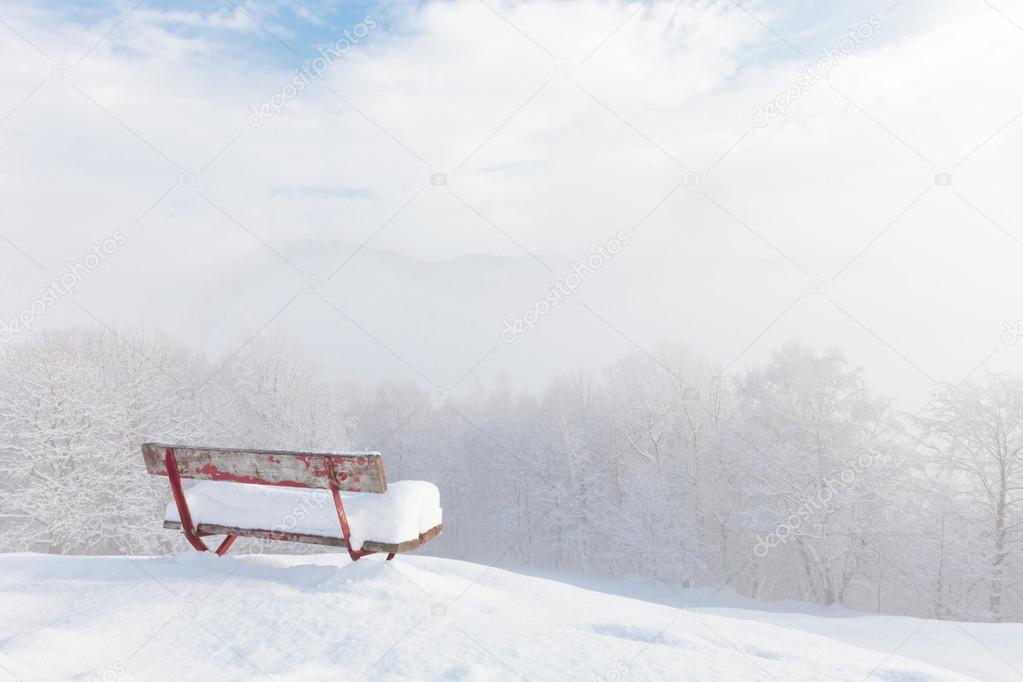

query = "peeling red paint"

[
  {"left": 193, "top": 463, "right": 314, "bottom": 488},
  {"left": 140, "top": 443, "right": 386, "bottom": 493},
  {"left": 294, "top": 454, "right": 317, "bottom": 467}
]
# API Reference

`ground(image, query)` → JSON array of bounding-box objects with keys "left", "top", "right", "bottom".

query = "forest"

[{"left": 1, "top": 326, "right": 1020, "bottom": 622}]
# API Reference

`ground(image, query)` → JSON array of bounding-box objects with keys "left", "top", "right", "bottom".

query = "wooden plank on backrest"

[{"left": 141, "top": 443, "right": 387, "bottom": 493}]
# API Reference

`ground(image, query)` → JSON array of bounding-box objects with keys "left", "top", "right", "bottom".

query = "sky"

[{"left": 1, "top": 0, "right": 1023, "bottom": 409}]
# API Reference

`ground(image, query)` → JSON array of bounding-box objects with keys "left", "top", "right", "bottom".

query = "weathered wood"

[
  {"left": 144, "top": 442, "right": 442, "bottom": 559},
  {"left": 364, "top": 524, "right": 443, "bottom": 554},
  {"left": 162, "top": 520, "right": 443, "bottom": 554},
  {"left": 141, "top": 443, "right": 387, "bottom": 493}
]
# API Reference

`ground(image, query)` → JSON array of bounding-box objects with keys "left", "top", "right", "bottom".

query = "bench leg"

[
  {"left": 165, "top": 448, "right": 215, "bottom": 553},
  {"left": 387, "top": 553, "right": 395, "bottom": 561},
  {"left": 215, "top": 534, "right": 238, "bottom": 556},
  {"left": 166, "top": 447, "right": 236, "bottom": 556},
  {"left": 330, "top": 483, "right": 388, "bottom": 562}
]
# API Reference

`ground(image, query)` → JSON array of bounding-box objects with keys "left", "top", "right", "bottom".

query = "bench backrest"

[{"left": 141, "top": 443, "right": 387, "bottom": 493}]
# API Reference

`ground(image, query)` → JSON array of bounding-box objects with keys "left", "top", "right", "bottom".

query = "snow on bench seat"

[{"left": 165, "top": 480, "right": 442, "bottom": 552}]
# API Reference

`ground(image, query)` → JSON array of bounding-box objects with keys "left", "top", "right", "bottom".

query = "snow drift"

[{"left": 1, "top": 553, "right": 1020, "bottom": 681}]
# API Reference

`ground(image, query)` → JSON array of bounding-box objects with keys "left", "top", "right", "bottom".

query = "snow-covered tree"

[
  {"left": 733, "top": 344, "right": 906, "bottom": 606},
  {"left": 920, "top": 375, "right": 1023, "bottom": 621},
  {"left": 0, "top": 328, "right": 222, "bottom": 554},
  {"left": 1, "top": 326, "right": 1020, "bottom": 620}
]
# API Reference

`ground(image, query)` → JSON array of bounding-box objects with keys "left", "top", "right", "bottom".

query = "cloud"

[{"left": 1, "top": 0, "right": 1022, "bottom": 405}]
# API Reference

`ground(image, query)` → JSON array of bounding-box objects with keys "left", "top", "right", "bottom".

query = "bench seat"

[{"left": 164, "top": 479, "right": 442, "bottom": 553}]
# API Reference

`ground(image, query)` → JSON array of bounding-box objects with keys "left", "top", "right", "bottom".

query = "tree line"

[{"left": 0, "top": 327, "right": 1019, "bottom": 621}]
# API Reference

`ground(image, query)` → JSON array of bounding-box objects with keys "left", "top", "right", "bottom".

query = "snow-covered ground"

[{"left": 0, "top": 553, "right": 1020, "bottom": 682}]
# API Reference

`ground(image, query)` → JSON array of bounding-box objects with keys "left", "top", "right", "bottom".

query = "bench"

[{"left": 141, "top": 443, "right": 443, "bottom": 561}]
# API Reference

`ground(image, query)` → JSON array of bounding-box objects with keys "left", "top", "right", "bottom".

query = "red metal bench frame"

[{"left": 145, "top": 443, "right": 440, "bottom": 562}]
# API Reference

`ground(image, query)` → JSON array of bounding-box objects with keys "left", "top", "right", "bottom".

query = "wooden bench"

[{"left": 141, "top": 443, "right": 443, "bottom": 561}]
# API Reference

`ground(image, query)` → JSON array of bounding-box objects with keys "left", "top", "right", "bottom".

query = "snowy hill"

[{"left": 0, "top": 554, "right": 1020, "bottom": 682}]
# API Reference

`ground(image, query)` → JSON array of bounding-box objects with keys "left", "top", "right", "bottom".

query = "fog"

[{"left": 2, "top": 0, "right": 1022, "bottom": 410}]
